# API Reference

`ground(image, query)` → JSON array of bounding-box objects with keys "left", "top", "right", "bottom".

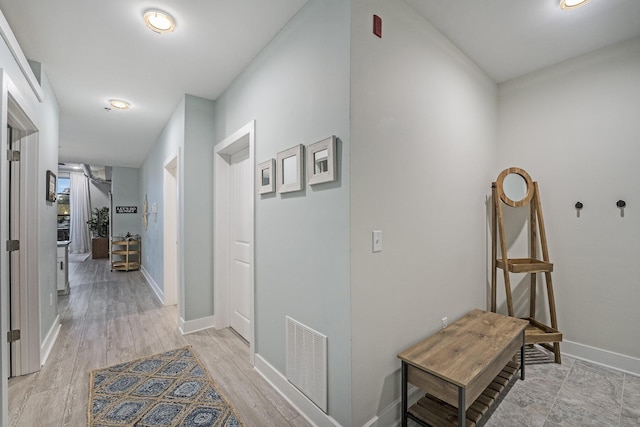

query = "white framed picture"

[
  {"left": 277, "top": 144, "right": 304, "bottom": 193},
  {"left": 256, "top": 159, "right": 276, "bottom": 194},
  {"left": 307, "top": 135, "right": 336, "bottom": 186}
]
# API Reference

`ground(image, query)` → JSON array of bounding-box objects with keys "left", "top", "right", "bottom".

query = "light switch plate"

[{"left": 372, "top": 230, "right": 382, "bottom": 253}]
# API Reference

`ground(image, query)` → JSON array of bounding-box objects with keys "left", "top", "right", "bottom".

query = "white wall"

[
  {"left": 496, "top": 37, "right": 640, "bottom": 363},
  {"left": 212, "top": 0, "right": 352, "bottom": 424},
  {"left": 350, "top": 1, "right": 497, "bottom": 425}
]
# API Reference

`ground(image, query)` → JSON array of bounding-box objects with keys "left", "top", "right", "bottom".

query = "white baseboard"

[
  {"left": 178, "top": 315, "right": 216, "bottom": 335},
  {"left": 362, "top": 385, "right": 423, "bottom": 427},
  {"left": 143, "top": 266, "right": 215, "bottom": 336},
  {"left": 254, "top": 354, "right": 341, "bottom": 427},
  {"left": 40, "top": 315, "right": 61, "bottom": 366},
  {"left": 140, "top": 266, "right": 164, "bottom": 305},
  {"left": 562, "top": 340, "right": 640, "bottom": 376}
]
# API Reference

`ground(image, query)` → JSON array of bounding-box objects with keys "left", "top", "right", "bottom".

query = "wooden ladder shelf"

[{"left": 491, "top": 167, "right": 562, "bottom": 363}]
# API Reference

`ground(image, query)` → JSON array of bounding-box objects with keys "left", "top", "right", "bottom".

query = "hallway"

[{"left": 8, "top": 258, "right": 309, "bottom": 426}]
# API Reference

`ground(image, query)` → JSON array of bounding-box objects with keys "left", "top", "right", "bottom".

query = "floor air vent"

[{"left": 285, "top": 316, "right": 328, "bottom": 413}]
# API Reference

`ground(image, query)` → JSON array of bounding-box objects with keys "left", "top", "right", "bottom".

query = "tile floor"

[
  {"left": 409, "top": 351, "right": 640, "bottom": 427},
  {"left": 483, "top": 354, "right": 640, "bottom": 427}
]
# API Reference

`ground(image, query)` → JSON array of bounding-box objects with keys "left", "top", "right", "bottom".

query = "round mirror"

[
  {"left": 503, "top": 173, "right": 527, "bottom": 202},
  {"left": 496, "top": 167, "right": 534, "bottom": 207}
]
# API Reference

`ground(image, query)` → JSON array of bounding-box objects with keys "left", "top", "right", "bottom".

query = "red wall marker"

[{"left": 373, "top": 15, "right": 382, "bottom": 38}]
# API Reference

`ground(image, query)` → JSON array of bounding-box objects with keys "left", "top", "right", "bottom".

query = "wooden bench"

[{"left": 398, "top": 309, "right": 528, "bottom": 426}]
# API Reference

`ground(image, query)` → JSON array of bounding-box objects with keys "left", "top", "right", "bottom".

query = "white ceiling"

[
  {"left": 0, "top": 0, "right": 308, "bottom": 167},
  {"left": 405, "top": 0, "right": 640, "bottom": 83},
  {"left": 1, "top": 0, "right": 639, "bottom": 168}
]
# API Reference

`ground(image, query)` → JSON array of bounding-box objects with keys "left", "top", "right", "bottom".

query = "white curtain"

[{"left": 69, "top": 172, "right": 91, "bottom": 253}]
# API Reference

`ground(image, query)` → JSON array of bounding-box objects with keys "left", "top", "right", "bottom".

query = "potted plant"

[{"left": 87, "top": 207, "right": 109, "bottom": 258}]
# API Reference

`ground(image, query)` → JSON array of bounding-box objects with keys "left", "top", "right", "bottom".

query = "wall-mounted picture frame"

[
  {"left": 257, "top": 159, "right": 276, "bottom": 194},
  {"left": 307, "top": 135, "right": 337, "bottom": 186},
  {"left": 46, "top": 170, "right": 57, "bottom": 202},
  {"left": 277, "top": 144, "right": 304, "bottom": 193}
]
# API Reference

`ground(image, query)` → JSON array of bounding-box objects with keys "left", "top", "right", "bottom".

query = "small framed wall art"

[
  {"left": 277, "top": 144, "right": 304, "bottom": 193},
  {"left": 46, "top": 170, "right": 57, "bottom": 202},
  {"left": 256, "top": 159, "right": 276, "bottom": 194},
  {"left": 307, "top": 135, "right": 336, "bottom": 185}
]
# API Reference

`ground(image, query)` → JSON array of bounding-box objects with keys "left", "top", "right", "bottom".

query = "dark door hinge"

[
  {"left": 6, "top": 240, "right": 20, "bottom": 251},
  {"left": 7, "top": 329, "right": 21, "bottom": 343},
  {"left": 7, "top": 150, "right": 20, "bottom": 161}
]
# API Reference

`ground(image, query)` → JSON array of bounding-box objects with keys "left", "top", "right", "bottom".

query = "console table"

[{"left": 398, "top": 309, "right": 528, "bottom": 426}]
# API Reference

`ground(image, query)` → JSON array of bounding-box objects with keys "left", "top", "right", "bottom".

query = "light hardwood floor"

[{"left": 8, "top": 258, "right": 310, "bottom": 427}]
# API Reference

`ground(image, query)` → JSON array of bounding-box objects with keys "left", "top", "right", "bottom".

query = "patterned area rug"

[{"left": 88, "top": 346, "right": 243, "bottom": 426}]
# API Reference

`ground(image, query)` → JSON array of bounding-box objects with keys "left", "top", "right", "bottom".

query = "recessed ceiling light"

[
  {"left": 144, "top": 9, "right": 175, "bottom": 34},
  {"left": 109, "top": 99, "right": 131, "bottom": 110},
  {"left": 560, "top": 0, "right": 591, "bottom": 10}
]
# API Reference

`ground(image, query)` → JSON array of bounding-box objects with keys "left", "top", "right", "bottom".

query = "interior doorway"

[
  {"left": 163, "top": 153, "right": 179, "bottom": 309},
  {"left": 214, "top": 121, "right": 255, "bottom": 364}
]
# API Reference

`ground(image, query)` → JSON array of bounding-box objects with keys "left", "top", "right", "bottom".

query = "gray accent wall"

[
  {"left": 36, "top": 70, "right": 61, "bottom": 350},
  {"left": 182, "top": 95, "right": 216, "bottom": 321},
  {"left": 111, "top": 167, "right": 141, "bottom": 238},
  {"left": 139, "top": 97, "right": 185, "bottom": 310},
  {"left": 211, "top": 1, "right": 352, "bottom": 424},
  {"left": 139, "top": 95, "right": 218, "bottom": 323}
]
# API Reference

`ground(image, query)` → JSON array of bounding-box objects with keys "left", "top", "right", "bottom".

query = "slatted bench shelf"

[{"left": 408, "top": 361, "right": 520, "bottom": 427}]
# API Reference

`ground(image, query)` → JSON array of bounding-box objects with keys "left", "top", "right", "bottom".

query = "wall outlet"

[
  {"left": 441, "top": 316, "right": 447, "bottom": 329},
  {"left": 49, "top": 293, "right": 53, "bottom": 307}
]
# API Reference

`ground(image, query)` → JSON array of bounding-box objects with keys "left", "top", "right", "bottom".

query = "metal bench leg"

[
  {"left": 458, "top": 387, "right": 465, "bottom": 427},
  {"left": 402, "top": 362, "right": 408, "bottom": 427}
]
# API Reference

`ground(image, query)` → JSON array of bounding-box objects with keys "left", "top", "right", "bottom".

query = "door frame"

[
  {"left": 213, "top": 120, "right": 255, "bottom": 365},
  {"left": 163, "top": 152, "right": 180, "bottom": 308},
  {"left": 6, "top": 91, "right": 40, "bottom": 377}
]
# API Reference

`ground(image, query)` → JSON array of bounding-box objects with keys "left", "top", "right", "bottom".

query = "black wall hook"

[
  {"left": 575, "top": 201, "right": 583, "bottom": 209},
  {"left": 617, "top": 200, "right": 626, "bottom": 208}
]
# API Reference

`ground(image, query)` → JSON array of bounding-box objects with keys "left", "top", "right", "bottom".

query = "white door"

[
  {"left": 228, "top": 147, "right": 251, "bottom": 340},
  {"left": 8, "top": 126, "right": 21, "bottom": 377},
  {"left": 5, "top": 101, "right": 41, "bottom": 378}
]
